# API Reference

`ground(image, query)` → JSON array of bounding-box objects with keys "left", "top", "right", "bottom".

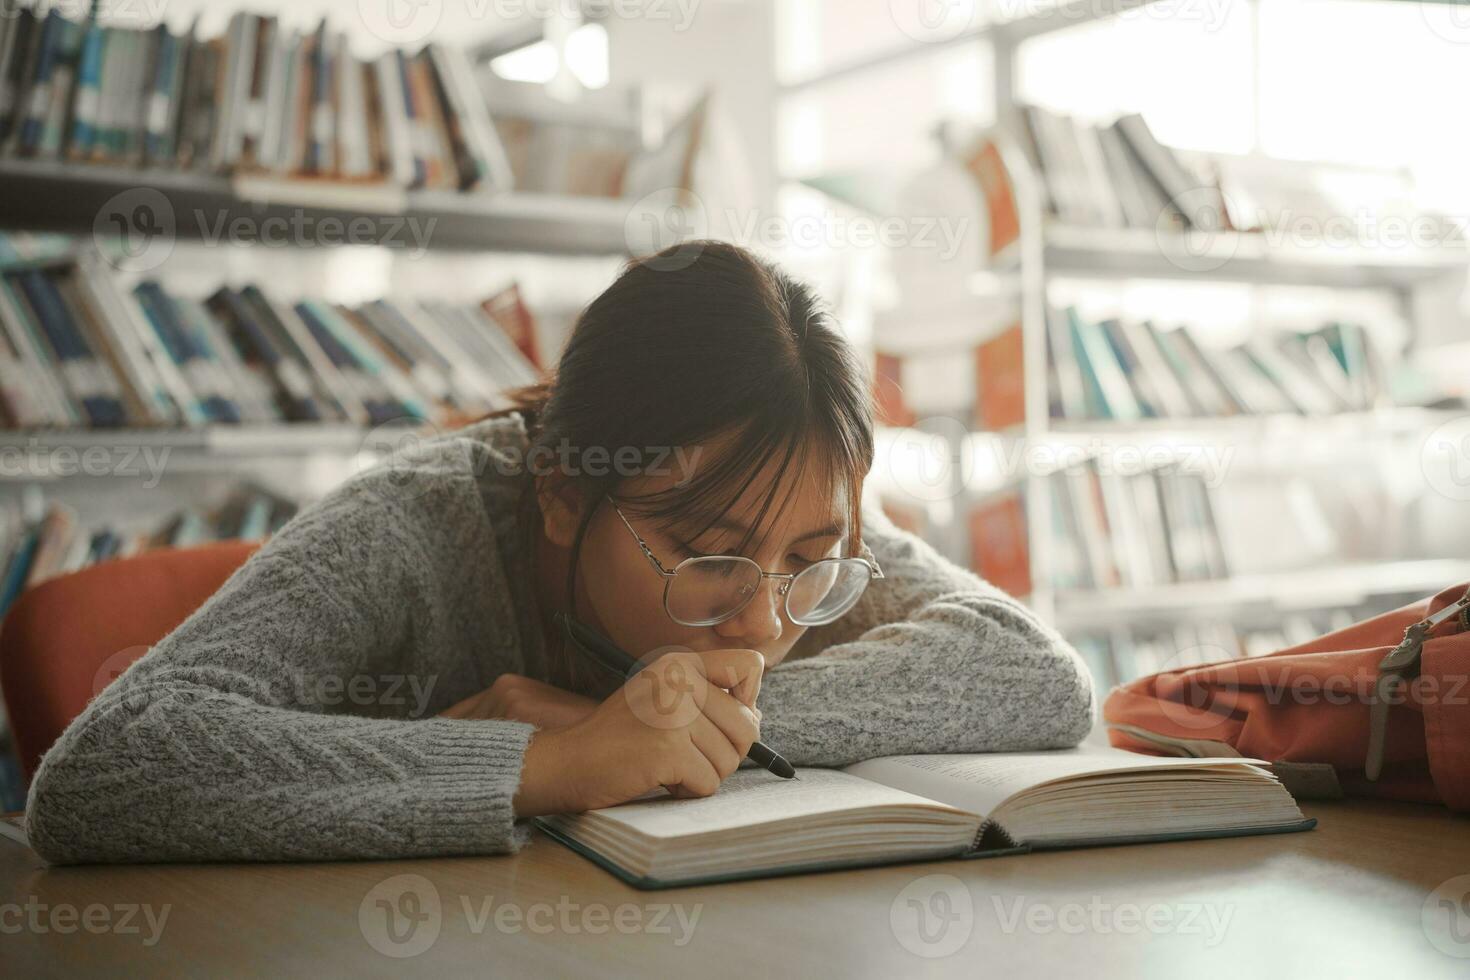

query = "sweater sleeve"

[
  {"left": 25, "top": 463, "right": 537, "bottom": 866},
  {"left": 754, "top": 501, "right": 1096, "bottom": 767}
]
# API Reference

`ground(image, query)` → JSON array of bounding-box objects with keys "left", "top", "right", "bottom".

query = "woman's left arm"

[{"left": 755, "top": 501, "right": 1096, "bottom": 766}]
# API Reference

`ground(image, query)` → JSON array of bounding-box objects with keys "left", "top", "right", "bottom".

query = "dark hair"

[{"left": 486, "top": 240, "right": 875, "bottom": 692}]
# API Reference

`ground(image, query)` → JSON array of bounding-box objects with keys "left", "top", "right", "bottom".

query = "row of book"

[
  {"left": 1010, "top": 104, "right": 1238, "bottom": 233},
  {"left": 1043, "top": 310, "right": 1390, "bottom": 422},
  {"left": 967, "top": 461, "right": 1228, "bottom": 596},
  {"left": 964, "top": 311, "right": 1393, "bottom": 431},
  {"left": 0, "top": 247, "right": 541, "bottom": 431},
  {"left": 0, "top": 483, "right": 298, "bottom": 621},
  {"left": 0, "top": 4, "right": 512, "bottom": 191}
]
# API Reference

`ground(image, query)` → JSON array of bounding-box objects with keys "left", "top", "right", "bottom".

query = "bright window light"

[
  {"left": 565, "top": 23, "right": 609, "bottom": 90},
  {"left": 491, "top": 39, "right": 559, "bottom": 85}
]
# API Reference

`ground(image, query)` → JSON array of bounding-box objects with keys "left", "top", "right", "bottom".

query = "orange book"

[
  {"left": 873, "top": 352, "right": 916, "bottom": 428},
  {"left": 964, "top": 139, "right": 1020, "bottom": 257},
  {"left": 974, "top": 322, "right": 1025, "bottom": 431},
  {"left": 482, "top": 284, "right": 543, "bottom": 371},
  {"left": 968, "top": 494, "right": 1031, "bottom": 599}
]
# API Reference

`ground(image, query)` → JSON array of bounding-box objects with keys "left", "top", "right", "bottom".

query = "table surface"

[{"left": 2, "top": 799, "right": 1469, "bottom": 978}]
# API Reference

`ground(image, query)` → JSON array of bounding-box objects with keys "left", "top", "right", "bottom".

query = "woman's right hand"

[{"left": 512, "top": 648, "right": 765, "bottom": 816}]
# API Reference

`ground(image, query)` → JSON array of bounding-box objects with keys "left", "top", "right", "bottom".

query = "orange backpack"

[{"left": 1104, "top": 582, "right": 1470, "bottom": 811}]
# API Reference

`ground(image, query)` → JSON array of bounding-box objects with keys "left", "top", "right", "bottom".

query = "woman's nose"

[{"left": 715, "top": 575, "right": 784, "bottom": 645}]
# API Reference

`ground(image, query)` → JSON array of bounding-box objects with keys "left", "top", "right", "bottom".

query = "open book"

[{"left": 536, "top": 747, "right": 1314, "bottom": 889}]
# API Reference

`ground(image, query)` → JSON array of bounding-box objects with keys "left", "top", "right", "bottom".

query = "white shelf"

[
  {"left": 1051, "top": 558, "right": 1470, "bottom": 629},
  {"left": 978, "top": 224, "right": 1468, "bottom": 290},
  {"left": 0, "top": 425, "right": 424, "bottom": 480},
  {"left": 0, "top": 159, "right": 635, "bottom": 255},
  {"left": 1018, "top": 407, "right": 1464, "bottom": 447}
]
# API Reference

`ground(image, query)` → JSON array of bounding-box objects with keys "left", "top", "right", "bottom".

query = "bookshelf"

[
  {"left": 973, "top": 122, "right": 1469, "bottom": 628},
  {"left": 827, "top": 0, "right": 1470, "bottom": 692}
]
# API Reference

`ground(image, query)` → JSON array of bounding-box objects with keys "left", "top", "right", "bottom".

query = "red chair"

[{"left": 0, "top": 540, "right": 260, "bottom": 783}]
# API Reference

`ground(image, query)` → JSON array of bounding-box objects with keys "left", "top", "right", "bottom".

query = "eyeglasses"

[{"left": 610, "top": 501, "right": 884, "bottom": 628}]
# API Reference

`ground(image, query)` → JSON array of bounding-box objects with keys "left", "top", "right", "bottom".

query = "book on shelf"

[
  {"left": 872, "top": 351, "right": 917, "bottom": 428},
  {"left": 0, "top": 4, "right": 514, "bottom": 193},
  {"left": 0, "top": 238, "right": 542, "bottom": 432},
  {"left": 966, "top": 459, "right": 1230, "bottom": 595},
  {"left": 1044, "top": 305, "right": 1394, "bottom": 422},
  {"left": 999, "top": 104, "right": 1231, "bottom": 234},
  {"left": 973, "top": 322, "right": 1025, "bottom": 431},
  {"left": 536, "top": 746, "right": 1312, "bottom": 889},
  {"left": 0, "top": 482, "right": 297, "bottom": 615},
  {"left": 967, "top": 492, "right": 1031, "bottom": 599}
]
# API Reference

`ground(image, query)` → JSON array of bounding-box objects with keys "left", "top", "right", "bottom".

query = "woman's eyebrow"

[{"left": 697, "top": 516, "right": 847, "bottom": 545}]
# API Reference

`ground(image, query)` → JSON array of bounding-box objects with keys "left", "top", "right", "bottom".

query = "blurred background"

[{"left": 2, "top": 0, "right": 1470, "bottom": 803}]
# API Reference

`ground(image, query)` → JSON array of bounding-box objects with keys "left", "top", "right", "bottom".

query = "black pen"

[{"left": 555, "top": 611, "right": 797, "bottom": 779}]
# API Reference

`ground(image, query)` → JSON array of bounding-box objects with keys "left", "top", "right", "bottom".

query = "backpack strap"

[{"left": 1366, "top": 586, "right": 1470, "bottom": 780}]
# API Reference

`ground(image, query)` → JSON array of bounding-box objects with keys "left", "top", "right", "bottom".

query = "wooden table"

[{"left": 2, "top": 799, "right": 1468, "bottom": 978}]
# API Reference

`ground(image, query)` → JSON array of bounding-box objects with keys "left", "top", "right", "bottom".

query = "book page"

[
  {"left": 844, "top": 746, "right": 1267, "bottom": 818},
  {"left": 574, "top": 768, "right": 969, "bottom": 841}
]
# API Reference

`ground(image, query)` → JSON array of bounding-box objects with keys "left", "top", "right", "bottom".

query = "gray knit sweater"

[{"left": 25, "top": 413, "right": 1094, "bottom": 865}]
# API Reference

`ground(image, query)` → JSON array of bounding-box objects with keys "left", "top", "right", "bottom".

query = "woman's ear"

[{"left": 535, "top": 474, "right": 585, "bottom": 548}]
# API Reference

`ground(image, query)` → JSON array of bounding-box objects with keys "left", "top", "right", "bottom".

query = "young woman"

[{"left": 26, "top": 241, "right": 1093, "bottom": 864}]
